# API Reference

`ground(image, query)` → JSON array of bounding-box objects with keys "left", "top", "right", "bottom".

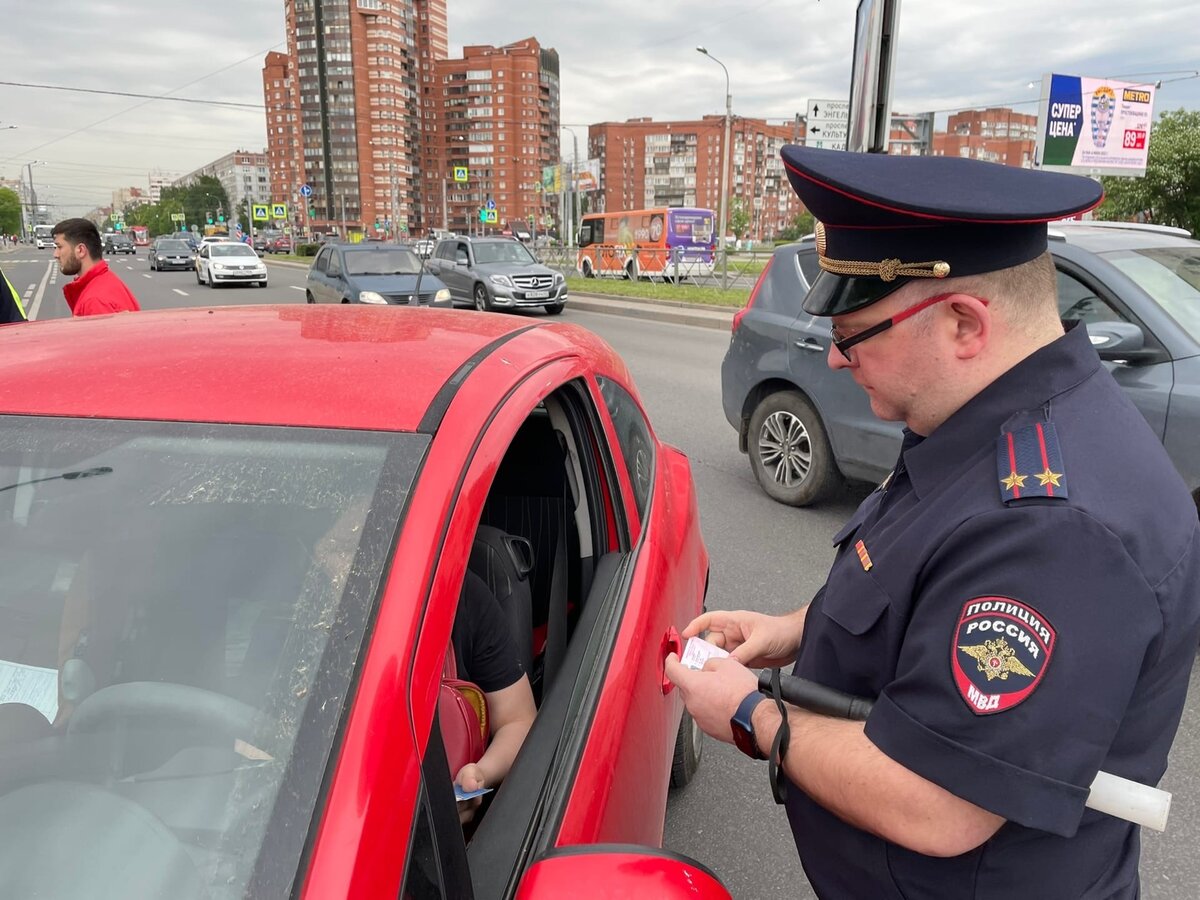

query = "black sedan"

[{"left": 148, "top": 239, "right": 196, "bottom": 272}]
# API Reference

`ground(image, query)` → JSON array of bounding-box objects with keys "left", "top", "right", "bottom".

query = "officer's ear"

[{"left": 944, "top": 294, "right": 990, "bottom": 360}]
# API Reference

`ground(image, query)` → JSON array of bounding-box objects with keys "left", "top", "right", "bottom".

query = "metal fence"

[{"left": 531, "top": 245, "right": 776, "bottom": 292}]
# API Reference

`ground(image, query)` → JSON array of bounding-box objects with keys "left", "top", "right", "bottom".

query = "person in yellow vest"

[{"left": 0, "top": 266, "right": 27, "bottom": 324}]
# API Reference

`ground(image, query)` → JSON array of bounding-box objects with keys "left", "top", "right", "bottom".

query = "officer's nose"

[{"left": 828, "top": 342, "right": 855, "bottom": 371}]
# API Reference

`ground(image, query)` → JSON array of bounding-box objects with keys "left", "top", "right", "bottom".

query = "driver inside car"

[{"left": 312, "top": 501, "right": 536, "bottom": 825}]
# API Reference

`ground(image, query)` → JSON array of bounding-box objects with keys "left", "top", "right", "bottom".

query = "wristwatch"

[{"left": 730, "top": 689, "right": 768, "bottom": 760}]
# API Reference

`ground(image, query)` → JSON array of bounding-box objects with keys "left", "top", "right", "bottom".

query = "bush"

[{"left": 295, "top": 243, "right": 320, "bottom": 257}]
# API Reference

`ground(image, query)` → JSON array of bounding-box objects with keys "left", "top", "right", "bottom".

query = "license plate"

[{"left": 525, "top": 290, "right": 550, "bottom": 299}]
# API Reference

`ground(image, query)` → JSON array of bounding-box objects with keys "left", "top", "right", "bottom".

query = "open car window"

[{"left": 0, "top": 416, "right": 427, "bottom": 899}]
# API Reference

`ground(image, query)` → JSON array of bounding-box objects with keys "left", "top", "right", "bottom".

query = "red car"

[{"left": 0, "top": 307, "right": 731, "bottom": 899}]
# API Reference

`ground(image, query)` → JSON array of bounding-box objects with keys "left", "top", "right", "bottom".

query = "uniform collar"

[{"left": 903, "top": 322, "right": 1100, "bottom": 499}]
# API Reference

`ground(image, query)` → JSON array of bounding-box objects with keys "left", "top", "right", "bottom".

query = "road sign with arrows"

[{"left": 805, "top": 98, "right": 850, "bottom": 151}]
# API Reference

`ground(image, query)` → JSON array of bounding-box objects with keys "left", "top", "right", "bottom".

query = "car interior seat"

[
  {"left": 468, "top": 525, "right": 535, "bottom": 679},
  {"left": 479, "top": 413, "right": 579, "bottom": 697}
]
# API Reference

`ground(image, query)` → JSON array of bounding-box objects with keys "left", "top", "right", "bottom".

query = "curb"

[{"left": 262, "top": 257, "right": 736, "bottom": 331}]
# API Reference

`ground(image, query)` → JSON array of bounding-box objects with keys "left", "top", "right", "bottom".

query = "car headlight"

[
  {"left": 553, "top": 272, "right": 565, "bottom": 284},
  {"left": 489, "top": 274, "right": 513, "bottom": 288},
  {"left": 358, "top": 291, "right": 388, "bottom": 305},
  {"left": 211, "top": 262, "right": 226, "bottom": 271},
  {"left": 435, "top": 288, "right": 451, "bottom": 304}
]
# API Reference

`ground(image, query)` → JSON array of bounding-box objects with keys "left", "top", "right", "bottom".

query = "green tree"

[
  {"left": 728, "top": 197, "right": 751, "bottom": 240},
  {"left": 1097, "top": 108, "right": 1200, "bottom": 235},
  {"left": 163, "top": 175, "right": 232, "bottom": 231},
  {"left": 124, "top": 202, "right": 177, "bottom": 238},
  {"left": 777, "top": 210, "right": 815, "bottom": 243},
  {"left": 0, "top": 187, "right": 21, "bottom": 235}
]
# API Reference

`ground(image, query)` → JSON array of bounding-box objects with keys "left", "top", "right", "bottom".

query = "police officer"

[
  {"left": 0, "top": 265, "right": 27, "bottom": 324},
  {"left": 667, "top": 145, "right": 1200, "bottom": 899}
]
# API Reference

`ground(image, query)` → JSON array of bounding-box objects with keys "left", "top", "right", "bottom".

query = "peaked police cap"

[{"left": 779, "top": 145, "right": 1104, "bottom": 317}]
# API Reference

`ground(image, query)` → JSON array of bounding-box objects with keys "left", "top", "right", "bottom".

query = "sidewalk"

[{"left": 263, "top": 257, "right": 736, "bottom": 332}]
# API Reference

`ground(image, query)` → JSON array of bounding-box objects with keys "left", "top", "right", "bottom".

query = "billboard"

[
  {"left": 574, "top": 159, "right": 600, "bottom": 192},
  {"left": 1036, "top": 74, "right": 1156, "bottom": 176},
  {"left": 541, "top": 165, "right": 562, "bottom": 193},
  {"left": 846, "top": 0, "right": 903, "bottom": 153}
]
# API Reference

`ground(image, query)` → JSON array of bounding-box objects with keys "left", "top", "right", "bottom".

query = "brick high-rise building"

[
  {"left": 423, "top": 38, "right": 560, "bottom": 237},
  {"left": 932, "top": 107, "right": 1038, "bottom": 168},
  {"left": 264, "top": 0, "right": 448, "bottom": 239},
  {"left": 587, "top": 116, "right": 804, "bottom": 242}
]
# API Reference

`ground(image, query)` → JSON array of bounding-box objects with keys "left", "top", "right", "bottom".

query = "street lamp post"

[
  {"left": 561, "top": 126, "right": 580, "bottom": 247},
  {"left": 697, "top": 46, "right": 732, "bottom": 287}
]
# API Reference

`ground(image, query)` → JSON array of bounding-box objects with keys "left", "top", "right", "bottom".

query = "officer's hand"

[
  {"left": 682, "top": 608, "right": 807, "bottom": 669},
  {"left": 666, "top": 653, "right": 759, "bottom": 744}
]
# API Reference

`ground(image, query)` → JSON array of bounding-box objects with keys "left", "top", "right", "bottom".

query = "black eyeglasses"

[{"left": 830, "top": 293, "right": 988, "bottom": 360}]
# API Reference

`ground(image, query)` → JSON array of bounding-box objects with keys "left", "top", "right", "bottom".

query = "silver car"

[
  {"left": 424, "top": 236, "right": 567, "bottom": 315},
  {"left": 721, "top": 223, "right": 1200, "bottom": 511}
]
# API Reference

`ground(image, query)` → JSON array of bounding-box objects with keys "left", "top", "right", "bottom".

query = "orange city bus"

[{"left": 576, "top": 207, "right": 715, "bottom": 280}]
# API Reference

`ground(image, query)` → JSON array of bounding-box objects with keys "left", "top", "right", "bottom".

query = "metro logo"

[
  {"left": 1122, "top": 88, "right": 1152, "bottom": 104},
  {"left": 1122, "top": 130, "right": 1147, "bottom": 150}
]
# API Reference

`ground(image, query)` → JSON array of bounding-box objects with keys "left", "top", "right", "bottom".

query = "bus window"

[{"left": 579, "top": 222, "right": 593, "bottom": 247}]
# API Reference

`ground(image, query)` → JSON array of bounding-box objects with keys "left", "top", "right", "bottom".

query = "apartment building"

[
  {"left": 587, "top": 115, "right": 804, "bottom": 242},
  {"left": 423, "top": 37, "right": 560, "bottom": 236},
  {"left": 176, "top": 149, "right": 272, "bottom": 219},
  {"left": 263, "top": 0, "right": 448, "bottom": 238},
  {"left": 932, "top": 107, "right": 1038, "bottom": 168}
]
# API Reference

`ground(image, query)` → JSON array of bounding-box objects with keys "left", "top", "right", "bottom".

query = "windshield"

[
  {"left": 212, "top": 244, "right": 257, "bottom": 258},
  {"left": 473, "top": 241, "right": 536, "bottom": 265},
  {"left": 1102, "top": 246, "right": 1200, "bottom": 341},
  {"left": 344, "top": 248, "right": 422, "bottom": 275},
  {"left": 157, "top": 241, "right": 191, "bottom": 253},
  {"left": 0, "top": 416, "right": 424, "bottom": 899}
]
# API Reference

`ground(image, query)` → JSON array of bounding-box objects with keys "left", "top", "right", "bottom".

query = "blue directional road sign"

[
  {"left": 298, "top": 184, "right": 313, "bottom": 198},
  {"left": 485, "top": 199, "right": 496, "bottom": 211}
]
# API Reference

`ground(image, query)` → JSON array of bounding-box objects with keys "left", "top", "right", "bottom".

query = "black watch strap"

[{"left": 767, "top": 667, "right": 791, "bottom": 805}]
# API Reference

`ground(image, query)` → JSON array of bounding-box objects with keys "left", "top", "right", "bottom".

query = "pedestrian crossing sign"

[
  {"left": 252, "top": 204, "right": 269, "bottom": 222},
  {"left": 271, "top": 203, "right": 288, "bottom": 219},
  {"left": 453, "top": 166, "right": 469, "bottom": 183}
]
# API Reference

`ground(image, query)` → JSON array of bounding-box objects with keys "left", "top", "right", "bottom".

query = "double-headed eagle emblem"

[{"left": 958, "top": 637, "right": 1035, "bottom": 681}]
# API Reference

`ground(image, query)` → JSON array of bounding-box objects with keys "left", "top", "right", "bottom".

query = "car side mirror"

[
  {"left": 1085, "top": 321, "right": 1163, "bottom": 364},
  {"left": 455, "top": 258, "right": 468, "bottom": 267},
  {"left": 515, "top": 846, "right": 731, "bottom": 900}
]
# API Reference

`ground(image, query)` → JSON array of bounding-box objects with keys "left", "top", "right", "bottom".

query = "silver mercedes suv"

[{"left": 424, "top": 236, "right": 567, "bottom": 314}]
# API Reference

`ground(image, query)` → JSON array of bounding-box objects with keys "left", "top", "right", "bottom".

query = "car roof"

[
  {"left": 0, "top": 307, "right": 603, "bottom": 431},
  {"left": 1049, "top": 222, "right": 1198, "bottom": 253}
]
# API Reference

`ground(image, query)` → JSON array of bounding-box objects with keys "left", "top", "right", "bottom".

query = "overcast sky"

[{"left": 2, "top": 0, "right": 1196, "bottom": 214}]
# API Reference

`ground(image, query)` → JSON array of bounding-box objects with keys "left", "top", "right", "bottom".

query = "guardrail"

[{"left": 531, "top": 246, "right": 774, "bottom": 291}]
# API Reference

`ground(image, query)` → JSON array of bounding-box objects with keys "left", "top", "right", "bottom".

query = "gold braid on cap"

[{"left": 813, "top": 221, "right": 951, "bottom": 282}]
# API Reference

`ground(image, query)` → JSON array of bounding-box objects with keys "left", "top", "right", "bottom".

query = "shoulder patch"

[
  {"left": 952, "top": 597, "right": 1055, "bottom": 715},
  {"left": 996, "top": 422, "right": 1068, "bottom": 503}
]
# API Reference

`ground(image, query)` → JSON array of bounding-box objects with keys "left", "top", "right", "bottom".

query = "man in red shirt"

[{"left": 52, "top": 218, "right": 141, "bottom": 316}]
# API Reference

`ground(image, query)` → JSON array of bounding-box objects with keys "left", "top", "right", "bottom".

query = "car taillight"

[{"left": 732, "top": 255, "right": 774, "bottom": 334}]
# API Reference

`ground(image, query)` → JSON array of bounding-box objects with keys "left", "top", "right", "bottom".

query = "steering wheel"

[{"left": 67, "top": 681, "right": 261, "bottom": 742}]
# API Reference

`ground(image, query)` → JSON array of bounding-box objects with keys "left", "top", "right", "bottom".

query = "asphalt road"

[{"left": 5, "top": 246, "right": 1199, "bottom": 898}]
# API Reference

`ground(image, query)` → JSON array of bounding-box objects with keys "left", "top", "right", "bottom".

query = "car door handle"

[
  {"left": 794, "top": 338, "right": 825, "bottom": 352},
  {"left": 660, "top": 626, "right": 682, "bottom": 695}
]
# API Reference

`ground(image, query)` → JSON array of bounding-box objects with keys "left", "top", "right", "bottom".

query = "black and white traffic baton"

[{"left": 757, "top": 669, "right": 1170, "bottom": 832}]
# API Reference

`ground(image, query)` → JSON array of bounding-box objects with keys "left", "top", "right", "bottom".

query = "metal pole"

[
  {"left": 340, "top": 194, "right": 347, "bottom": 240},
  {"left": 697, "top": 47, "right": 732, "bottom": 288},
  {"left": 25, "top": 162, "right": 40, "bottom": 231},
  {"left": 247, "top": 196, "right": 254, "bottom": 244},
  {"left": 441, "top": 177, "right": 448, "bottom": 234}
]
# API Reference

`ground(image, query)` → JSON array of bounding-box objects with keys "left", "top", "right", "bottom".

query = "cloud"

[{"left": 2, "top": 0, "right": 1196, "bottom": 213}]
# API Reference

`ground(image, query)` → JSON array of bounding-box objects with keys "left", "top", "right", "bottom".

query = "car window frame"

[
  {"left": 1053, "top": 252, "right": 1168, "bottom": 356},
  {"left": 326, "top": 250, "right": 343, "bottom": 278}
]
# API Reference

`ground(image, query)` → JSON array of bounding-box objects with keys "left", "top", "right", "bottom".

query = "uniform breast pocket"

[{"left": 819, "top": 558, "right": 892, "bottom": 637}]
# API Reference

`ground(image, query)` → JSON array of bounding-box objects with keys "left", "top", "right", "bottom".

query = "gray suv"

[
  {"left": 425, "top": 236, "right": 567, "bottom": 314},
  {"left": 721, "top": 223, "right": 1200, "bottom": 511}
]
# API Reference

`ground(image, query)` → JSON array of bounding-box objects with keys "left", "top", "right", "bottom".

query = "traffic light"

[
  {"left": 206, "top": 212, "right": 214, "bottom": 225},
  {"left": 217, "top": 210, "right": 225, "bottom": 223},
  {"left": 308, "top": 206, "right": 316, "bottom": 217}
]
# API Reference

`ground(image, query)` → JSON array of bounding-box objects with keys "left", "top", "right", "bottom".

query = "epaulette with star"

[{"left": 996, "top": 421, "right": 1068, "bottom": 503}]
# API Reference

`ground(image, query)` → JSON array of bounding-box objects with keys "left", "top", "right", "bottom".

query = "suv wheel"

[
  {"left": 473, "top": 282, "right": 492, "bottom": 312},
  {"left": 748, "top": 391, "right": 839, "bottom": 506},
  {"left": 581, "top": 259, "right": 594, "bottom": 278}
]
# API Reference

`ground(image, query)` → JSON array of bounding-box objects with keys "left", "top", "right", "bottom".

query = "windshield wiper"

[{"left": 0, "top": 466, "right": 113, "bottom": 493}]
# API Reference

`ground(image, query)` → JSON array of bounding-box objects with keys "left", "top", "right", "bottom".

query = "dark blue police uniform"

[{"left": 773, "top": 146, "right": 1200, "bottom": 899}]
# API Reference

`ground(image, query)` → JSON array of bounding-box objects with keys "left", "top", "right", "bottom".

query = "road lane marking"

[
  {"left": 173, "top": 289, "right": 188, "bottom": 297},
  {"left": 27, "top": 261, "right": 54, "bottom": 320},
  {"left": 289, "top": 285, "right": 305, "bottom": 291},
  {"left": 142, "top": 273, "right": 152, "bottom": 279}
]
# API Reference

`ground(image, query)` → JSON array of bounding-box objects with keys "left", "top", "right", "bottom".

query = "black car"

[
  {"left": 103, "top": 234, "right": 136, "bottom": 255},
  {"left": 148, "top": 239, "right": 195, "bottom": 272},
  {"left": 721, "top": 222, "right": 1200, "bottom": 510}
]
